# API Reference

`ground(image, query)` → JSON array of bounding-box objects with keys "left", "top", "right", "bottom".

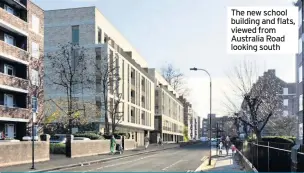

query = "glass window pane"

[
  {"left": 72, "top": 26, "right": 79, "bottom": 44},
  {"left": 299, "top": 8, "right": 302, "bottom": 28},
  {"left": 300, "top": 95, "right": 303, "bottom": 111},
  {"left": 299, "top": 38, "right": 302, "bottom": 54},
  {"left": 300, "top": 65, "right": 303, "bottom": 82},
  {"left": 32, "top": 15, "right": 39, "bottom": 33}
]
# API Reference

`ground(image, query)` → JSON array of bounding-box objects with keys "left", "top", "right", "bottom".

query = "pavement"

[
  {"left": 0, "top": 143, "right": 180, "bottom": 172},
  {"left": 45, "top": 142, "right": 209, "bottom": 172},
  {"left": 195, "top": 145, "right": 245, "bottom": 172}
]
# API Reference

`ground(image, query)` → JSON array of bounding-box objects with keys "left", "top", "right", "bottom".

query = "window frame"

[{"left": 32, "top": 14, "right": 40, "bottom": 33}]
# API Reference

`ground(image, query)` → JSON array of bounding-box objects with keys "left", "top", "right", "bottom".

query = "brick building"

[{"left": 0, "top": 0, "right": 44, "bottom": 140}]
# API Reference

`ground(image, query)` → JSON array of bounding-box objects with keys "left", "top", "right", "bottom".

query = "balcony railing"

[
  {"left": 0, "top": 105, "right": 29, "bottom": 119},
  {"left": 0, "top": 73, "right": 28, "bottom": 91},
  {"left": 0, "top": 40, "right": 28, "bottom": 62},
  {"left": 0, "top": 8, "right": 28, "bottom": 34}
]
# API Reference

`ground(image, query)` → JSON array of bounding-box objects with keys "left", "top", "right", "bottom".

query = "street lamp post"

[{"left": 190, "top": 67, "right": 212, "bottom": 165}]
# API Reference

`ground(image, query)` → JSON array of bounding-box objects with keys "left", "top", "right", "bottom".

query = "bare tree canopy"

[
  {"left": 161, "top": 63, "right": 190, "bottom": 97},
  {"left": 45, "top": 43, "right": 94, "bottom": 133},
  {"left": 224, "top": 60, "right": 283, "bottom": 140},
  {"left": 95, "top": 50, "right": 123, "bottom": 134}
]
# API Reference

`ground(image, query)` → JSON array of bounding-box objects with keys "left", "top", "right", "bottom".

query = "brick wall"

[
  {"left": 0, "top": 141, "right": 49, "bottom": 167},
  {"left": 71, "top": 139, "right": 136, "bottom": 158}
]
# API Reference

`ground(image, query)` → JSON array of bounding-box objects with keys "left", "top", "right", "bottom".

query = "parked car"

[
  {"left": 74, "top": 137, "right": 90, "bottom": 141},
  {"left": 50, "top": 134, "right": 67, "bottom": 144},
  {"left": 211, "top": 139, "right": 218, "bottom": 146},
  {"left": 22, "top": 136, "right": 39, "bottom": 141}
]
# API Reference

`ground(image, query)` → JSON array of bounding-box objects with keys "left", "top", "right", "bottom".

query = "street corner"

[{"left": 194, "top": 156, "right": 217, "bottom": 172}]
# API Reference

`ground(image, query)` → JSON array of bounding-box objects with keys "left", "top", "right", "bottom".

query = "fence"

[{"left": 235, "top": 141, "right": 304, "bottom": 172}]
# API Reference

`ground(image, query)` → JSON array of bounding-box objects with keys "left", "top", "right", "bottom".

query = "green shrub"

[
  {"left": 50, "top": 143, "right": 65, "bottom": 154},
  {"left": 262, "top": 136, "right": 295, "bottom": 144},
  {"left": 4, "top": 137, "right": 14, "bottom": 140},
  {"left": 74, "top": 132, "right": 104, "bottom": 140}
]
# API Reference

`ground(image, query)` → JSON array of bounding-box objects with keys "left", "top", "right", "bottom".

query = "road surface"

[{"left": 51, "top": 142, "right": 209, "bottom": 172}]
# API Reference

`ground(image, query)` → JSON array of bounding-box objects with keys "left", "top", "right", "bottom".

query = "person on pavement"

[
  {"left": 225, "top": 136, "right": 231, "bottom": 155},
  {"left": 144, "top": 135, "right": 149, "bottom": 150},
  {"left": 219, "top": 141, "right": 223, "bottom": 155},
  {"left": 110, "top": 135, "right": 116, "bottom": 154}
]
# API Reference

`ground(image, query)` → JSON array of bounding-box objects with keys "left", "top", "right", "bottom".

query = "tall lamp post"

[{"left": 190, "top": 67, "right": 212, "bottom": 165}]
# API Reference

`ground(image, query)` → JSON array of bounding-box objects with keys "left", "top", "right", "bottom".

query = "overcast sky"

[{"left": 33, "top": 0, "right": 297, "bottom": 118}]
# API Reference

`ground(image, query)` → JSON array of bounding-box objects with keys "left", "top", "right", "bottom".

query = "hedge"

[
  {"left": 50, "top": 143, "right": 65, "bottom": 154},
  {"left": 247, "top": 136, "right": 295, "bottom": 144},
  {"left": 74, "top": 132, "right": 104, "bottom": 140}
]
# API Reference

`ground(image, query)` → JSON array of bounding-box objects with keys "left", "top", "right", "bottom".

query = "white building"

[
  {"left": 147, "top": 69, "right": 184, "bottom": 143},
  {"left": 44, "top": 7, "right": 155, "bottom": 146}
]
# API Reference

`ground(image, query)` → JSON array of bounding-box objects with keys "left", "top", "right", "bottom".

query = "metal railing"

[{"left": 236, "top": 141, "right": 304, "bottom": 172}]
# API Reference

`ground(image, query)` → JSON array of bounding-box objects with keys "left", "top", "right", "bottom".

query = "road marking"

[
  {"left": 85, "top": 154, "right": 156, "bottom": 172},
  {"left": 162, "top": 160, "right": 185, "bottom": 171}
]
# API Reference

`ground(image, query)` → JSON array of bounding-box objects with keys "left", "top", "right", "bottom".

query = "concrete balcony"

[
  {"left": 0, "top": 105, "right": 29, "bottom": 120},
  {"left": 0, "top": 8, "right": 28, "bottom": 36},
  {"left": 0, "top": 73, "right": 28, "bottom": 92},
  {"left": 0, "top": 40, "right": 28, "bottom": 64}
]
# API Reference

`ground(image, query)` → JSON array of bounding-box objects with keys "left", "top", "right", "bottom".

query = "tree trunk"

[{"left": 255, "top": 130, "right": 262, "bottom": 141}]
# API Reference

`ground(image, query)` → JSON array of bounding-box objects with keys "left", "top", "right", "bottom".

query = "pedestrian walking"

[
  {"left": 110, "top": 135, "right": 116, "bottom": 155},
  {"left": 225, "top": 136, "right": 231, "bottom": 155},
  {"left": 144, "top": 135, "right": 149, "bottom": 150},
  {"left": 158, "top": 136, "right": 163, "bottom": 146},
  {"left": 231, "top": 144, "right": 236, "bottom": 158},
  {"left": 219, "top": 141, "right": 223, "bottom": 155}
]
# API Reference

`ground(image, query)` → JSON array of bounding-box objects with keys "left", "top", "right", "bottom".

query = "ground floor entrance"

[
  {"left": 150, "top": 131, "right": 183, "bottom": 144},
  {"left": 97, "top": 123, "right": 150, "bottom": 147},
  {"left": 0, "top": 121, "right": 27, "bottom": 140}
]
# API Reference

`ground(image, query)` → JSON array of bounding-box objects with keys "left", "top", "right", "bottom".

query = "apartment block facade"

[
  {"left": 191, "top": 112, "right": 199, "bottom": 140},
  {"left": 296, "top": 0, "right": 304, "bottom": 144},
  {"left": 44, "top": 7, "right": 154, "bottom": 146},
  {"left": 0, "top": 0, "right": 44, "bottom": 140},
  {"left": 240, "top": 69, "right": 297, "bottom": 136},
  {"left": 148, "top": 69, "right": 184, "bottom": 143},
  {"left": 179, "top": 96, "right": 193, "bottom": 140}
]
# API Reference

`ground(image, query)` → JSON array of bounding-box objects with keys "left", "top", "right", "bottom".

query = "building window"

[
  {"left": 299, "top": 8, "right": 302, "bottom": 28},
  {"left": 98, "top": 27, "right": 102, "bottom": 44},
  {"left": 32, "top": 15, "right": 40, "bottom": 33},
  {"left": 4, "top": 33, "right": 15, "bottom": 46},
  {"left": 72, "top": 25, "right": 79, "bottom": 44},
  {"left": 4, "top": 4, "right": 14, "bottom": 15},
  {"left": 31, "top": 69, "right": 39, "bottom": 86},
  {"left": 283, "top": 99, "right": 288, "bottom": 106},
  {"left": 299, "top": 65, "right": 303, "bottom": 83},
  {"left": 4, "top": 94, "right": 14, "bottom": 107},
  {"left": 283, "top": 88, "right": 288, "bottom": 95},
  {"left": 299, "top": 38, "right": 302, "bottom": 54},
  {"left": 300, "top": 95, "right": 303, "bottom": 111},
  {"left": 4, "top": 64, "right": 14, "bottom": 76},
  {"left": 32, "top": 42, "right": 39, "bottom": 59},
  {"left": 5, "top": 124, "right": 16, "bottom": 138}
]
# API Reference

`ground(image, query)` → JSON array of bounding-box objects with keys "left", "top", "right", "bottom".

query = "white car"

[
  {"left": 211, "top": 139, "right": 218, "bottom": 146},
  {"left": 22, "top": 136, "right": 39, "bottom": 141}
]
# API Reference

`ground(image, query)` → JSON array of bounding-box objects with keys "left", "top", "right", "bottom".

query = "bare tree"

[
  {"left": 224, "top": 61, "right": 283, "bottom": 140},
  {"left": 45, "top": 43, "right": 93, "bottom": 134},
  {"left": 161, "top": 63, "right": 190, "bottom": 97},
  {"left": 95, "top": 50, "right": 123, "bottom": 135},
  {"left": 18, "top": 49, "right": 45, "bottom": 135},
  {"left": 268, "top": 115, "right": 297, "bottom": 136}
]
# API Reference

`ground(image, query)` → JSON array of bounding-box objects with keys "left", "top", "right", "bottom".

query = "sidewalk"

[
  {"left": 210, "top": 146, "right": 245, "bottom": 172},
  {"left": 195, "top": 146, "right": 244, "bottom": 172},
  {"left": 0, "top": 143, "right": 179, "bottom": 172}
]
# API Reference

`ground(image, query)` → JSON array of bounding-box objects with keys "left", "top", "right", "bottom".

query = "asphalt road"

[{"left": 51, "top": 143, "right": 209, "bottom": 172}]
